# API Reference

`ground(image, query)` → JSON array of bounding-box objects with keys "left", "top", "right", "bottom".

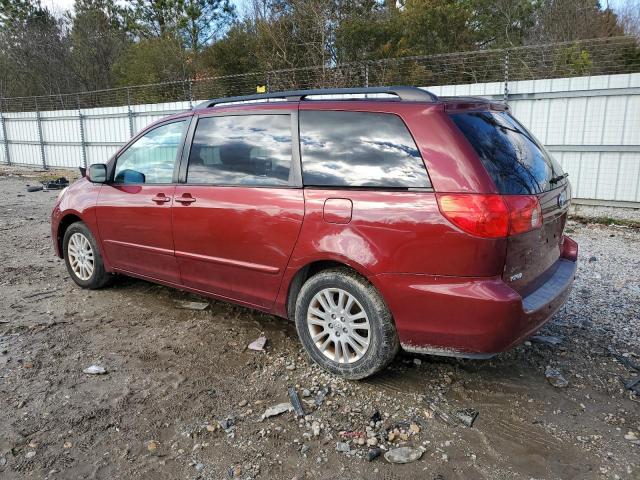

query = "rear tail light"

[
  {"left": 436, "top": 193, "right": 542, "bottom": 238},
  {"left": 561, "top": 235, "right": 578, "bottom": 261},
  {"left": 504, "top": 195, "right": 542, "bottom": 235}
]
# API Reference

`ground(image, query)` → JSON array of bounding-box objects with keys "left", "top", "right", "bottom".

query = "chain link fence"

[{"left": 0, "top": 36, "right": 638, "bottom": 113}]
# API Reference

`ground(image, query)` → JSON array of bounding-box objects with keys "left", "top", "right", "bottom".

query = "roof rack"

[{"left": 194, "top": 86, "right": 438, "bottom": 109}]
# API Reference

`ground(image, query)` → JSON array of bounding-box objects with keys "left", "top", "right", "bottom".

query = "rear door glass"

[
  {"left": 449, "top": 111, "right": 565, "bottom": 194},
  {"left": 187, "top": 114, "right": 292, "bottom": 186},
  {"left": 299, "top": 110, "right": 431, "bottom": 188}
]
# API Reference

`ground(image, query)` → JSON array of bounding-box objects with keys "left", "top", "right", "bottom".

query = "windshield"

[{"left": 450, "top": 111, "right": 565, "bottom": 195}]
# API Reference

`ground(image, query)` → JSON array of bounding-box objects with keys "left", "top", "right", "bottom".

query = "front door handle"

[
  {"left": 175, "top": 194, "right": 196, "bottom": 205},
  {"left": 152, "top": 194, "right": 171, "bottom": 204}
]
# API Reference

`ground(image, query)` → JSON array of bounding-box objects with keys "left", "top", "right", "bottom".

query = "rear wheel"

[
  {"left": 63, "top": 222, "right": 111, "bottom": 289},
  {"left": 294, "top": 268, "right": 398, "bottom": 379}
]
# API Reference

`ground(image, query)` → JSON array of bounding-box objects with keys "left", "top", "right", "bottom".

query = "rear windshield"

[{"left": 449, "top": 111, "right": 565, "bottom": 195}]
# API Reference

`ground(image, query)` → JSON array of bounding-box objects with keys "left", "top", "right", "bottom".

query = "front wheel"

[
  {"left": 63, "top": 222, "right": 111, "bottom": 289},
  {"left": 294, "top": 268, "right": 399, "bottom": 379}
]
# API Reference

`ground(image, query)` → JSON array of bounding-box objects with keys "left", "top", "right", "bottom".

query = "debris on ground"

[
  {"left": 174, "top": 300, "right": 209, "bottom": 310},
  {"left": 288, "top": 387, "right": 305, "bottom": 417},
  {"left": 336, "top": 442, "right": 350, "bottom": 453},
  {"left": 82, "top": 365, "right": 107, "bottom": 375},
  {"left": 315, "top": 386, "right": 330, "bottom": 407},
  {"left": 248, "top": 335, "right": 267, "bottom": 352},
  {"left": 145, "top": 440, "right": 158, "bottom": 453},
  {"left": 42, "top": 177, "right": 69, "bottom": 191},
  {"left": 454, "top": 408, "right": 479, "bottom": 428},
  {"left": 545, "top": 366, "right": 569, "bottom": 388},
  {"left": 384, "top": 446, "right": 423, "bottom": 464},
  {"left": 530, "top": 335, "right": 564, "bottom": 346},
  {"left": 367, "top": 448, "right": 382, "bottom": 461},
  {"left": 426, "top": 402, "right": 456, "bottom": 426},
  {"left": 261, "top": 402, "right": 293, "bottom": 420},
  {"left": 624, "top": 431, "right": 639, "bottom": 445},
  {"left": 624, "top": 375, "right": 640, "bottom": 394}
]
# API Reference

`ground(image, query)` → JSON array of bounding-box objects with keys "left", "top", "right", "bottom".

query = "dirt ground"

[{"left": 1, "top": 166, "right": 639, "bottom": 480}]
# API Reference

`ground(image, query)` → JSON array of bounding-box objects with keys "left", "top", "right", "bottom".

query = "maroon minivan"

[{"left": 51, "top": 87, "right": 578, "bottom": 379}]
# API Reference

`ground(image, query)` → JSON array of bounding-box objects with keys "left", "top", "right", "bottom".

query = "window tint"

[
  {"left": 299, "top": 111, "right": 430, "bottom": 188},
  {"left": 450, "top": 111, "right": 565, "bottom": 195},
  {"left": 187, "top": 115, "right": 292, "bottom": 186},
  {"left": 114, "top": 120, "right": 187, "bottom": 184}
]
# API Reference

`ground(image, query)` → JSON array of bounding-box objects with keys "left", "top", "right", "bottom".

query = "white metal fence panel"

[{"left": 0, "top": 74, "right": 638, "bottom": 205}]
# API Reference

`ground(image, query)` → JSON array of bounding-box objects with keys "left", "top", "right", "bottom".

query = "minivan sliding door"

[{"left": 172, "top": 111, "right": 304, "bottom": 308}]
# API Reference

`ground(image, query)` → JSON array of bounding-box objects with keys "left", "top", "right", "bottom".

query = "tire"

[
  {"left": 294, "top": 268, "right": 399, "bottom": 380},
  {"left": 63, "top": 222, "right": 111, "bottom": 289}
]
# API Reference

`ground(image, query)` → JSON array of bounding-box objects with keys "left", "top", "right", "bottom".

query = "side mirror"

[{"left": 88, "top": 164, "right": 107, "bottom": 183}]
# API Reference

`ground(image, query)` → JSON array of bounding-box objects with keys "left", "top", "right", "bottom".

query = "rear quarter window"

[
  {"left": 299, "top": 110, "right": 431, "bottom": 188},
  {"left": 449, "top": 111, "right": 565, "bottom": 195}
]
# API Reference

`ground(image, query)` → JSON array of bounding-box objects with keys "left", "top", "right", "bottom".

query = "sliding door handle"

[
  {"left": 175, "top": 194, "right": 196, "bottom": 204},
  {"left": 152, "top": 194, "right": 171, "bottom": 204}
]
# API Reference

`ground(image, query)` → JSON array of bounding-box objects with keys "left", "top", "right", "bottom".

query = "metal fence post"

[
  {"left": 503, "top": 50, "right": 510, "bottom": 104},
  {"left": 34, "top": 98, "right": 47, "bottom": 169},
  {"left": 77, "top": 95, "right": 87, "bottom": 168},
  {"left": 126, "top": 88, "right": 134, "bottom": 138},
  {"left": 364, "top": 63, "right": 370, "bottom": 88},
  {"left": 0, "top": 99, "right": 10, "bottom": 165}
]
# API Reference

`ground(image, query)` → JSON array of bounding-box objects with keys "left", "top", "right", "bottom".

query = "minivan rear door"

[
  {"left": 172, "top": 110, "right": 304, "bottom": 308},
  {"left": 449, "top": 109, "right": 571, "bottom": 295}
]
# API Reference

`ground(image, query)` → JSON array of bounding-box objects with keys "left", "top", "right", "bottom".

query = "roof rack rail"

[{"left": 194, "top": 86, "right": 438, "bottom": 109}]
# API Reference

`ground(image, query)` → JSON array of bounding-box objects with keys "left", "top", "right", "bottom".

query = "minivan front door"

[
  {"left": 172, "top": 112, "right": 304, "bottom": 307},
  {"left": 96, "top": 119, "right": 190, "bottom": 284}
]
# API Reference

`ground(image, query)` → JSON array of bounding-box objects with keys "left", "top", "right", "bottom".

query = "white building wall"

[{"left": 1, "top": 75, "right": 638, "bottom": 204}]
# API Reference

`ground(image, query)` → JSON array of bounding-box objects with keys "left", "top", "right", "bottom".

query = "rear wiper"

[{"left": 549, "top": 172, "right": 569, "bottom": 184}]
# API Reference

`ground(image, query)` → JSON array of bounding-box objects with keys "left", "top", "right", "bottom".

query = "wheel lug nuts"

[
  {"left": 328, "top": 323, "right": 333, "bottom": 328},
  {"left": 336, "top": 332, "right": 341, "bottom": 337}
]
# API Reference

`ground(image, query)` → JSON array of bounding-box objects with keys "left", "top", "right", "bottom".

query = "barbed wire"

[{"left": 0, "top": 36, "right": 638, "bottom": 113}]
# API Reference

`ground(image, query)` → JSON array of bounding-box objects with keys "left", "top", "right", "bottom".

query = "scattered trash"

[
  {"left": 195, "top": 463, "right": 205, "bottom": 471},
  {"left": 174, "top": 300, "right": 209, "bottom": 310},
  {"left": 288, "top": 387, "right": 305, "bottom": 418},
  {"left": 426, "top": 402, "right": 456, "bottom": 426},
  {"left": 530, "top": 335, "right": 564, "bottom": 346},
  {"left": 370, "top": 410, "right": 382, "bottom": 423},
  {"left": 315, "top": 386, "right": 330, "bottom": 407},
  {"left": 454, "top": 408, "right": 479, "bottom": 427},
  {"left": 82, "top": 365, "right": 107, "bottom": 375},
  {"left": 336, "top": 442, "right": 350, "bottom": 453},
  {"left": 248, "top": 335, "right": 267, "bottom": 351},
  {"left": 588, "top": 256, "right": 597, "bottom": 262},
  {"left": 624, "top": 431, "right": 639, "bottom": 444},
  {"left": 608, "top": 347, "right": 640, "bottom": 372},
  {"left": 624, "top": 375, "right": 640, "bottom": 394},
  {"left": 367, "top": 448, "right": 382, "bottom": 461},
  {"left": 63, "top": 441, "right": 72, "bottom": 449},
  {"left": 42, "top": 177, "right": 69, "bottom": 191},
  {"left": 261, "top": 402, "right": 293, "bottom": 420},
  {"left": 0, "top": 457, "right": 6, "bottom": 466},
  {"left": 219, "top": 416, "right": 235, "bottom": 431},
  {"left": 384, "top": 446, "right": 423, "bottom": 464},
  {"left": 25, "top": 451, "right": 36, "bottom": 459},
  {"left": 545, "top": 366, "right": 569, "bottom": 388},
  {"left": 146, "top": 440, "right": 158, "bottom": 453}
]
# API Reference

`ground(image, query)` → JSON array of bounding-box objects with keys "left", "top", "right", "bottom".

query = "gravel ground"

[{"left": 0, "top": 166, "right": 639, "bottom": 480}]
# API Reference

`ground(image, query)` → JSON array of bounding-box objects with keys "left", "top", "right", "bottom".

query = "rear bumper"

[{"left": 375, "top": 258, "right": 577, "bottom": 357}]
